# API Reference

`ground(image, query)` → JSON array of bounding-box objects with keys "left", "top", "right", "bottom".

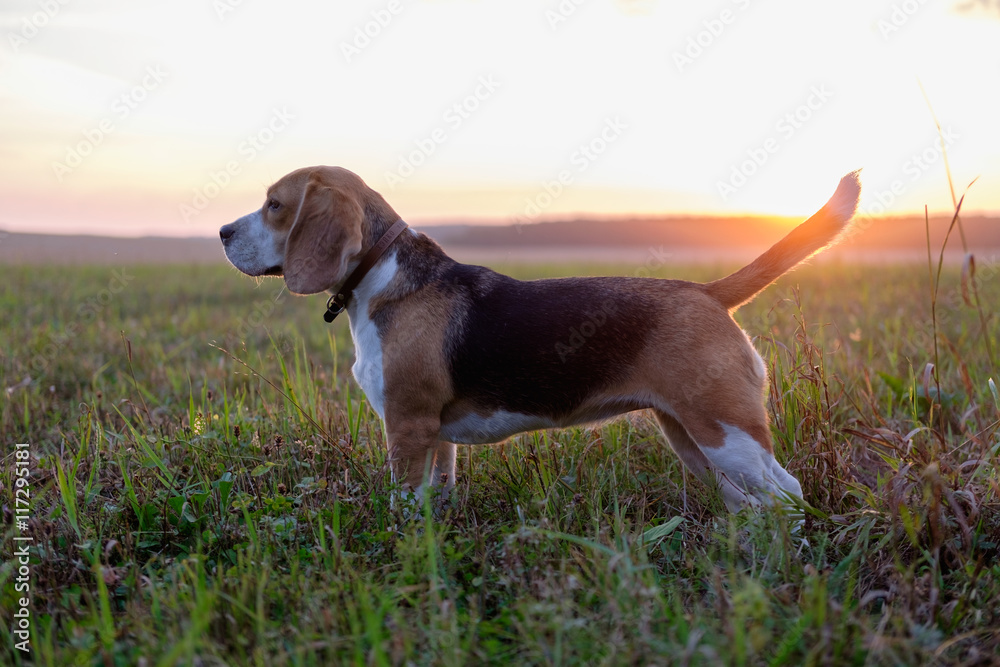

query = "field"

[{"left": 2, "top": 253, "right": 999, "bottom": 665}]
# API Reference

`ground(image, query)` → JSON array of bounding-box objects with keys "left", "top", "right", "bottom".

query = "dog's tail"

[{"left": 704, "top": 170, "right": 862, "bottom": 311}]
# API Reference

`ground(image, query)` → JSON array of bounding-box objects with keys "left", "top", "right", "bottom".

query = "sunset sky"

[{"left": 1, "top": 0, "right": 998, "bottom": 238}]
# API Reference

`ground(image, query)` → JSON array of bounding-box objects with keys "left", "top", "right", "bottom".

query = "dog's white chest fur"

[{"left": 346, "top": 253, "right": 398, "bottom": 420}]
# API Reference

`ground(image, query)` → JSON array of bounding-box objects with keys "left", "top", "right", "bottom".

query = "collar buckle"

[{"left": 323, "top": 293, "right": 347, "bottom": 323}]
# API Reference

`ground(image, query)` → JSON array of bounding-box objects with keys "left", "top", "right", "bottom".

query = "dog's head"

[{"left": 220, "top": 166, "right": 392, "bottom": 295}]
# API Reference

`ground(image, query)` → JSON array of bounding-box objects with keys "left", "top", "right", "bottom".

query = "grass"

[{"left": 1, "top": 250, "right": 999, "bottom": 665}]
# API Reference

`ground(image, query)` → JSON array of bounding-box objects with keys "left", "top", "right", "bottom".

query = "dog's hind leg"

[
  {"left": 386, "top": 417, "right": 457, "bottom": 512},
  {"left": 654, "top": 409, "right": 763, "bottom": 512},
  {"left": 430, "top": 440, "right": 457, "bottom": 498},
  {"left": 653, "top": 410, "right": 711, "bottom": 479},
  {"left": 679, "top": 407, "right": 803, "bottom": 512}
]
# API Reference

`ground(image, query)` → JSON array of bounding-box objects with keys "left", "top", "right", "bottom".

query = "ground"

[{"left": 1, "top": 258, "right": 998, "bottom": 665}]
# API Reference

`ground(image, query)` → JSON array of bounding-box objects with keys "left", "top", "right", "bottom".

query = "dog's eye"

[{"left": 267, "top": 199, "right": 281, "bottom": 211}]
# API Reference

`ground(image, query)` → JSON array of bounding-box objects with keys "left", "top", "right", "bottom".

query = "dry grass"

[{"left": 1, "top": 228, "right": 999, "bottom": 664}]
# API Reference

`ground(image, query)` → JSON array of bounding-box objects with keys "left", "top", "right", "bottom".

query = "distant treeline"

[{"left": 420, "top": 215, "right": 1000, "bottom": 251}]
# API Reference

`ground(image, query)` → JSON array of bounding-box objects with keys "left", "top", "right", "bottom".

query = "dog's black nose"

[{"left": 219, "top": 224, "right": 236, "bottom": 243}]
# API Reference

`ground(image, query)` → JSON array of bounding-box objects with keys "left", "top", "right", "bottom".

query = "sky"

[{"left": 1, "top": 0, "right": 998, "bottom": 238}]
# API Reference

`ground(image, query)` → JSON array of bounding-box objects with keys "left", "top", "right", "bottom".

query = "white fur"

[
  {"left": 346, "top": 252, "right": 399, "bottom": 420},
  {"left": 745, "top": 335, "right": 767, "bottom": 381},
  {"left": 441, "top": 409, "right": 556, "bottom": 445},
  {"left": 432, "top": 441, "right": 457, "bottom": 489},
  {"left": 700, "top": 422, "right": 803, "bottom": 511},
  {"left": 222, "top": 210, "right": 283, "bottom": 276},
  {"left": 824, "top": 170, "right": 862, "bottom": 225},
  {"left": 441, "top": 393, "right": 655, "bottom": 446}
]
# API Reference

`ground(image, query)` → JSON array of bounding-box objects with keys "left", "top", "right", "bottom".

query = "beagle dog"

[{"left": 220, "top": 166, "right": 861, "bottom": 512}]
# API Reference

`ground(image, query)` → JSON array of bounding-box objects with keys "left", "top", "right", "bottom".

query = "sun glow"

[{"left": 0, "top": 0, "right": 997, "bottom": 238}]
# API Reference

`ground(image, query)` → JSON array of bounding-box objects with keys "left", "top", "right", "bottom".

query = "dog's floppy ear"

[{"left": 283, "top": 174, "right": 364, "bottom": 295}]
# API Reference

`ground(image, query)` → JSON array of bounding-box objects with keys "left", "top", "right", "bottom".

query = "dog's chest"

[
  {"left": 345, "top": 254, "right": 399, "bottom": 420},
  {"left": 349, "top": 311, "right": 386, "bottom": 420}
]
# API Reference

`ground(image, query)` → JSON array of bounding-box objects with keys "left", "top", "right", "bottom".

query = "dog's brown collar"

[{"left": 323, "top": 218, "right": 409, "bottom": 323}]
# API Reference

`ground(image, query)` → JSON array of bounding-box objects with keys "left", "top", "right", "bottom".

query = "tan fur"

[
  {"left": 379, "top": 291, "right": 456, "bottom": 488},
  {"left": 577, "top": 285, "right": 772, "bottom": 451},
  {"left": 260, "top": 166, "right": 401, "bottom": 294},
  {"left": 705, "top": 174, "right": 860, "bottom": 309},
  {"left": 284, "top": 175, "right": 363, "bottom": 294}
]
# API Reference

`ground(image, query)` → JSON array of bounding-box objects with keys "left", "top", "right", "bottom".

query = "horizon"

[
  {"left": 2, "top": 1, "right": 999, "bottom": 239},
  {"left": 3, "top": 209, "right": 997, "bottom": 245}
]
